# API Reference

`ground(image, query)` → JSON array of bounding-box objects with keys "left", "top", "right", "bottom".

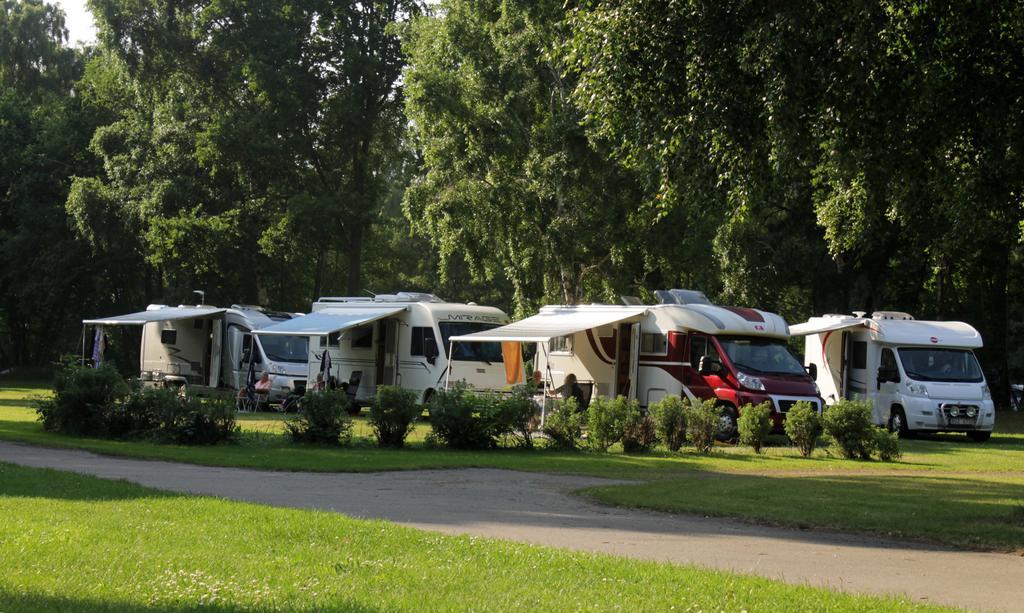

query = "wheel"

[
  {"left": 888, "top": 406, "right": 911, "bottom": 438},
  {"left": 715, "top": 405, "right": 738, "bottom": 442},
  {"left": 967, "top": 431, "right": 991, "bottom": 443}
]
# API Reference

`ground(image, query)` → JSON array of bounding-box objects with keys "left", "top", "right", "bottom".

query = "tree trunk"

[{"left": 347, "top": 223, "right": 363, "bottom": 296}]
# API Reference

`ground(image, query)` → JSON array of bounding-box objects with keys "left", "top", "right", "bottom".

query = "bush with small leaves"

[
  {"left": 36, "top": 360, "right": 130, "bottom": 435},
  {"left": 542, "top": 398, "right": 582, "bottom": 450},
  {"left": 685, "top": 398, "right": 721, "bottom": 454},
  {"left": 821, "top": 399, "right": 876, "bottom": 459},
  {"left": 167, "top": 395, "right": 238, "bottom": 445},
  {"left": 110, "top": 386, "right": 173, "bottom": 438},
  {"left": 784, "top": 401, "right": 821, "bottom": 457},
  {"left": 370, "top": 386, "right": 420, "bottom": 448},
  {"left": 429, "top": 383, "right": 493, "bottom": 449},
  {"left": 873, "top": 428, "right": 901, "bottom": 462},
  {"left": 621, "top": 407, "right": 657, "bottom": 453},
  {"left": 286, "top": 390, "right": 352, "bottom": 445},
  {"left": 737, "top": 401, "right": 773, "bottom": 454},
  {"left": 586, "top": 396, "right": 634, "bottom": 452},
  {"left": 649, "top": 395, "right": 687, "bottom": 451}
]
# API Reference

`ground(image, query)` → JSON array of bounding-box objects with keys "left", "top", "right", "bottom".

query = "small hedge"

[
  {"left": 370, "top": 386, "right": 420, "bottom": 448},
  {"left": 784, "top": 401, "right": 821, "bottom": 457},
  {"left": 685, "top": 398, "right": 720, "bottom": 454},
  {"left": 428, "top": 384, "right": 535, "bottom": 450},
  {"left": 286, "top": 390, "right": 352, "bottom": 445},
  {"left": 737, "top": 401, "right": 773, "bottom": 454},
  {"left": 542, "top": 398, "right": 582, "bottom": 450},
  {"left": 621, "top": 407, "right": 657, "bottom": 453},
  {"left": 586, "top": 396, "right": 636, "bottom": 452},
  {"left": 36, "top": 361, "right": 236, "bottom": 444},
  {"left": 821, "top": 399, "right": 900, "bottom": 462},
  {"left": 649, "top": 395, "right": 687, "bottom": 452}
]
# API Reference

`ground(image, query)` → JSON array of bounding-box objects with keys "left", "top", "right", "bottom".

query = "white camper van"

[
  {"left": 792, "top": 312, "right": 995, "bottom": 441},
  {"left": 254, "top": 292, "right": 518, "bottom": 406},
  {"left": 83, "top": 304, "right": 309, "bottom": 402},
  {"left": 450, "top": 290, "right": 821, "bottom": 437}
]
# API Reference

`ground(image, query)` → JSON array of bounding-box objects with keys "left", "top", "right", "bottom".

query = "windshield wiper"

[{"left": 731, "top": 361, "right": 765, "bottom": 374}]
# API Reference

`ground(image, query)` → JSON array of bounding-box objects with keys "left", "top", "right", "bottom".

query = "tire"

[
  {"left": 715, "top": 405, "right": 739, "bottom": 443},
  {"left": 888, "top": 406, "right": 911, "bottom": 438},
  {"left": 967, "top": 430, "right": 991, "bottom": 443}
]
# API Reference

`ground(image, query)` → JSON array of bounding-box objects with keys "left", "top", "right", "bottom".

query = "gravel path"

[{"left": 2, "top": 441, "right": 1022, "bottom": 611}]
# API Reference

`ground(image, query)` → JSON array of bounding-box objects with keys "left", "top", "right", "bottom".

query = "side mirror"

[
  {"left": 877, "top": 366, "right": 898, "bottom": 386},
  {"left": 698, "top": 356, "right": 722, "bottom": 376},
  {"left": 806, "top": 363, "right": 817, "bottom": 380},
  {"left": 424, "top": 337, "right": 439, "bottom": 365}
]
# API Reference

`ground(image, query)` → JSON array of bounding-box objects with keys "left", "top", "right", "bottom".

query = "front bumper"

[{"left": 902, "top": 396, "right": 995, "bottom": 432}]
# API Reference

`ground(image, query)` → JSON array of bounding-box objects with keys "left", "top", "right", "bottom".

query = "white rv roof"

[
  {"left": 254, "top": 306, "right": 407, "bottom": 336},
  {"left": 791, "top": 315, "right": 983, "bottom": 348},
  {"left": 651, "top": 304, "right": 790, "bottom": 339},
  {"left": 450, "top": 306, "right": 647, "bottom": 343},
  {"left": 83, "top": 306, "right": 227, "bottom": 326}
]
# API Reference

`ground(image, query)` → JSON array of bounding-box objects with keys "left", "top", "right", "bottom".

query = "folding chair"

[{"left": 345, "top": 371, "right": 362, "bottom": 415}]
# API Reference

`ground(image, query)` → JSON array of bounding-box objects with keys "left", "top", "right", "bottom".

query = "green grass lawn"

[
  {"left": 3, "top": 375, "right": 1024, "bottom": 552},
  {"left": 0, "top": 462, "right": 941, "bottom": 612}
]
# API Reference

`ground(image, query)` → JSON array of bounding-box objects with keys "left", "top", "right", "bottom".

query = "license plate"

[{"left": 948, "top": 417, "right": 975, "bottom": 426}]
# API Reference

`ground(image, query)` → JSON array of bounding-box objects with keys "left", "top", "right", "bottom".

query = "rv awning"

[
  {"left": 789, "top": 319, "right": 867, "bottom": 336},
  {"left": 253, "top": 306, "right": 407, "bottom": 336},
  {"left": 449, "top": 308, "right": 648, "bottom": 343},
  {"left": 83, "top": 307, "right": 227, "bottom": 326}
]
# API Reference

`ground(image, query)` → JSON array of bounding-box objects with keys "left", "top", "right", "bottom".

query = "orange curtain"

[{"left": 501, "top": 341, "right": 525, "bottom": 385}]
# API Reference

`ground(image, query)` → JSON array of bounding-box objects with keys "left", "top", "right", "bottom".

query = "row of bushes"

[
  {"left": 41, "top": 362, "right": 899, "bottom": 461},
  {"left": 37, "top": 362, "right": 236, "bottom": 444}
]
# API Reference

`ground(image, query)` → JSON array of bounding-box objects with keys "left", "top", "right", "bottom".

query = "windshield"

[
  {"left": 718, "top": 337, "right": 806, "bottom": 376},
  {"left": 257, "top": 335, "right": 309, "bottom": 364},
  {"left": 439, "top": 322, "right": 505, "bottom": 363},
  {"left": 898, "top": 348, "right": 983, "bottom": 382}
]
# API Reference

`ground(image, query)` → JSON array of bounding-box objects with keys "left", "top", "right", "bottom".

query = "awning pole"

[
  {"left": 540, "top": 342, "right": 551, "bottom": 428},
  {"left": 80, "top": 325, "right": 87, "bottom": 366},
  {"left": 444, "top": 341, "right": 455, "bottom": 390}
]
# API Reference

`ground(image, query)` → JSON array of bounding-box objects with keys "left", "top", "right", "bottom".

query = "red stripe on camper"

[
  {"left": 720, "top": 306, "right": 765, "bottom": 322},
  {"left": 586, "top": 329, "right": 614, "bottom": 364}
]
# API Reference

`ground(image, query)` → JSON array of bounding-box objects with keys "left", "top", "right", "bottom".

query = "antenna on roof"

[{"left": 192, "top": 290, "right": 205, "bottom": 305}]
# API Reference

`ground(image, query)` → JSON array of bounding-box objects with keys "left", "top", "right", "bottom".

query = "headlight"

[
  {"left": 736, "top": 371, "right": 765, "bottom": 391},
  {"left": 967, "top": 407, "right": 977, "bottom": 418},
  {"left": 270, "top": 364, "right": 286, "bottom": 375},
  {"left": 982, "top": 385, "right": 992, "bottom": 400},
  {"left": 907, "top": 383, "right": 929, "bottom": 397},
  {"left": 813, "top": 382, "right": 821, "bottom": 396}
]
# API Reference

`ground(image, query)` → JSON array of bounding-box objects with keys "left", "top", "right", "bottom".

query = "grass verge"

[{"left": 0, "top": 462, "right": 940, "bottom": 611}]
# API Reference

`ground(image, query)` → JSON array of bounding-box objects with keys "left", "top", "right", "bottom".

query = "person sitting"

[
  {"left": 310, "top": 372, "right": 326, "bottom": 392},
  {"left": 550, "top": 373, "right": 586, "bottom": 411},
  {"left": 254, "top": 372, "right": 272, "bottom": 405}
]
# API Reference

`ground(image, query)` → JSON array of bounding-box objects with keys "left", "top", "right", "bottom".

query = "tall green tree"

[{"left": 403, "top": 0, "right": 653, "bottom": 314}]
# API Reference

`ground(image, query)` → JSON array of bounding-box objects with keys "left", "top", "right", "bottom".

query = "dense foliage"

[
  {"left": 649, "top": 395, "right": 687, "bottom": 452},
  {"left": 822, "top": 400, "right": 882, "bottom": 460},
  {"left": 369, "top": 385, "right": 420, "bottom": 448},
  {"left": 684, "top": 399, "right": 721, "bottom": 454},
  {"left": 1, "top": 0, "right": 1022, "bottom": 410},
  {"left": 784, "top": 402, "right": 821, "bottom": 458},
  {"left": 286, "top": 390, "right": 353, "bottom": 445},
  {"left": 737, "top": 402, "right": 773, "bottom": 454}
]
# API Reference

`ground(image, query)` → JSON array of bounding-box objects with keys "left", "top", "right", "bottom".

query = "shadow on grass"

[
  {"left": 0, "top": 462, "right": 172, "bottom": 502},
  {"left": 0, "top": 590, "right": 379, "bottom": 612}
]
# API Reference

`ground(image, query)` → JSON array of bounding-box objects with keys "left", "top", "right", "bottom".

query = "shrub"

[
  {"left": 821, "top": 399, "right": 876, "bottom": 459},
  {"left": 370, "top": 386, "right": 420, "bottom": 448},
  {"left": 784, "top": 401, "right": 821, "bottom": 457},
  {"left": 286, "top": 390, "right": 352, "bottom": 445},
  {"left": 542, "top": 398, "right": 582, "bottom": 450},
  {"left": 621, "top": 408, "right": 657, "bottom": 453},
  {"left": 685, "top": 398, "right": 721, "bottom": 454},
  {"left": 109, "top": 387, "right": 174, "bottom": 438},
  {"left": 167, "top": 396, "right": 238, "bottom": 445},
  {"left": 429, "top": 384, "right": 493, "bottom": 449},
  {"left": 494, "top": 385, "right": 536, "bottom": 449},
  {"left": 737, "top": 401, "right": 773, "bottom": 454},
  {"left": 873, "top": 428, "right": 902, "bottom": 462},
  {"left": 649, "top": 395, "right": 687, "bottom": 452},
  {"left": 36, "top": 361, "right": 130, "bottom": 435},
  {"left": 586, "top": 396, "right": 634, "bottom": 452}
]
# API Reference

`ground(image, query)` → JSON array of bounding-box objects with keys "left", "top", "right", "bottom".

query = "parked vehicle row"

[{"left": 81, "top": 289, "right": 996, "bottom": 441}]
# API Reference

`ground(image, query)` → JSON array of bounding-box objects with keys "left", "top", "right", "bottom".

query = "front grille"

[{"left": 777, "top": 399, "right": 818, "bottom": 413}]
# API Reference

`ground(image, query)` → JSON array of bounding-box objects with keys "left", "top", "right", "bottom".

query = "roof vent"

[
  {"left": 872, "top": 311, "right": 914, "bottom": 321},
  {"left": 852, "top": 311, "right": 867, "bottom": 318}
]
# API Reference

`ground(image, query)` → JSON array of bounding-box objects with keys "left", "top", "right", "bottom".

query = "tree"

[{"left": 402, "top": 0, "right": 650, "bottom": 313}]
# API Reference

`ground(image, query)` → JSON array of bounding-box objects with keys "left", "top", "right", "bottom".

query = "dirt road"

[{"left": 1, "top": 441, "right": 1020, "bottom": 611}]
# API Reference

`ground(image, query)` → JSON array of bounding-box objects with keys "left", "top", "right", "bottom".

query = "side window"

[
  {"left": 351, "top": 326, "right": 373, "bottom": 348},
  {"left": 549, "top": 335, "right": 573, "bottom": 354},
  {"left": 410, "top": 327, "right": 436, "bottom": 356},
  {"left": 880, "top": 348, "right": 900, "bottom": 382},
  {"left": 851, "top": 341, "right": 867, "bottom": 369},
  {"left": 690, "top": 336, "right": 706, "bottom": 363},
  {"left": 328, "top": 331, "right": 341, "bottom": 347},
  {"left": 640, "top": 333, "right": 667, "bottom": 355},
  {"left": 241, "top": 334, "right": 262, "bottom": 364},
  {"left": 160, "top": 329, "right": 177, "bottom": 345}
]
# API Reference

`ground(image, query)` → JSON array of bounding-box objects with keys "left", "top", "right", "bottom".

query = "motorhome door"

[
  {"left": 376, "top": 319, "right": 399, "bottom": 387},
  {"left": 845, "top": 332, "right": 869, "bottom": 401},
  {"left": 614, "top": 323, "right": 640, "bottom": 400}
]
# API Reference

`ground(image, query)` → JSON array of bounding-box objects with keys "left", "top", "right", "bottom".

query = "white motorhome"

[
  {"left": 450, "top": 290, "right": 821, "bottom": 437},
  {"left": 792, "top": 312, "right": 995, "bottom": 441},
  {"left": 254, "top": 292, "right": 519, "bottom": 406},
  {"left": 82, "top": 304, "right": 309, "bottom": 402}
]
